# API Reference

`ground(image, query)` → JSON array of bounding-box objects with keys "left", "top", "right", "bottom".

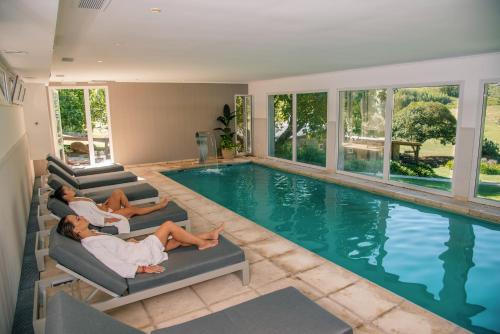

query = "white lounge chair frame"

[{"left": 33, "top": 257, "right": 249, "bottom": 334}]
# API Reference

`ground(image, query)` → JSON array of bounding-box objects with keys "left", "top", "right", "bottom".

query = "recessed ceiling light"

[
  {"left": 114, "top": 42, "right": 121, "bottom": 46},
  {"left": 97, "top": 60, "right": 103, "bottom": 63},
  {"left": 150, "top": 7, "right": 161, "bottom": 13}
]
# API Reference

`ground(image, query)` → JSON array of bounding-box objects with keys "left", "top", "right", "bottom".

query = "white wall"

[
  {"left": 23, "top": 83, "right": 53, "bottom": 160},
  {"left": 0, "top": 103, "right": 34, "bottom": 334},
  {"left": 249, "top": 52, "right": 500, "bottom": 200}
]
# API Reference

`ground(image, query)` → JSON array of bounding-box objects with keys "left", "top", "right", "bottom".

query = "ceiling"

[
  {"left": 0, "top": 0, "right": 59, "bottom": 83},
  {"left": 17, "top": 0, "right": 500, "bottom": 83}
]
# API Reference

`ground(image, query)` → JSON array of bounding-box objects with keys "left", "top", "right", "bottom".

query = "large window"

[
  {"left": 296, "top": 92, "right": 327, "bottom": 166},
  {"left": 338, "top": 89, "right": 386, "bottom": 177},
  {"left": 476, "top": 82, "right": 500, "bottom": 202},
  {"left": 269, "top": 94, "right": 293, "bottom": 160},
  {"left": 390, "top": 85, "right": 459, "bottom": 192},
  {"left": 50, "top": 87, "right": 113, "bottom": 166},
  {"left": 269, "top": 92, "right": 327, "bottom": 166},
  {"left": 338, "top": 85, "right": 460, "bottom": 193},
  {"left": 235, "top": 95, "right": 253, "bottom": 155}
]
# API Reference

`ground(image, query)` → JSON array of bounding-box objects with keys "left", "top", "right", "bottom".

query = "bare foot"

[
  {"left": 159, "top": 197, "right": 169, "bottom": 208},
  {"left": 208, "top": 223, "right": 225, "bottom": 240},
  {"left": 198, "top": 239, "right": 218, "bottom": 250}
]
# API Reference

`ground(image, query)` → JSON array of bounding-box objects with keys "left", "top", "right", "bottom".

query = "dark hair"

[
  {"left": 50, "top": 185, "right": 68, "bottom": 204},
  {"left": 56, "top": 216, "right": 81, "bottom": 241}
]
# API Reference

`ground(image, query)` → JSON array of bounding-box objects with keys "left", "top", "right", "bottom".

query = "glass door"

[
  {"left": 235, "top": 95, "right": 253, "bottom": 155},
  {"left": 50, "top": 87, "right": 113, "bottom": 166}
]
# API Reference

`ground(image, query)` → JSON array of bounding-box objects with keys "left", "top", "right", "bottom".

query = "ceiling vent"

[
  {"left": 61, "top": 57, "right": 74, "bottom": 62},
  {"left": 78, "top": 0, "right": 112, "bottom": 10}
]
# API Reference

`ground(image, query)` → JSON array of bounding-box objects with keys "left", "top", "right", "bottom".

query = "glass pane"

[
  {"left": 58, "top": 89, "right": 90, "bottom": 166},
  {"left": 338, "top": 90, "right": 386, "bottom": 177},
  {"left": 269, "top": 94, "right": 293, "bottom": 160},
  {"left": 476, "top": 83, "right": 500, "bottom": 201},
  {"left": 390, "top": 85, "right": 459, "bottom": 192},
  {"left": 296, "top": 92, "right": 327, "bottom": 167},
  {"left": 235, "top": 96, "right": 245, "bottom": 154},
  {"left": 245, "top": 95, "right": 252, "bottom": 154},
  {"left": 51, "top": 89, "right": 65, "bottom": 159},
  {"left": 90, "top": 88, "right": 112, "bottom": 164}
]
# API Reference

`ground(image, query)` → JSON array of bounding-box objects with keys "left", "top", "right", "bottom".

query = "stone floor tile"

[
  {"left": 248, "top": 237, "right": 296, "bottom": 258},
  {"left": 143, "top": 288, "right": 206, "bottom": 323},
  {"left": 249, "top": 259, "right": 287, "bottom": 288},
  {"left": 208, "top": 291, "right": 259, "bottom": 312},
  {"left": 330, "top": 281, "right": 402, "bottom": 321},
  {"left": 192, "top": 273, "right": 252, "bottom": 305},
  {"left": 257, "top": 277, "right": 323, "bottom": 301},
  {"left": 315, "top": 297, "right": 364, "bottom": 328},
  {"left": 229, "top": 227, "right": 273, "bottom": 244},
  {"left": 373, "top": 302, "right": 456, "bottom": 334},
  {"left": 222, "top": 217, "right": 256, "bottom": 233},
  {"left": 355, "top": 324, "right": 385, "bottom": 334},
  {"left": 106, "top": 301, "right": 151, "bottom": 328},
  {"left": 155, "top": 308, "right": 211, "bottom": 329},
  {"left": 271, "top": 249, "right": 324, "bottom": 273},
  {"left": 203, "top": 211, "right": 237, "bottom": 224},
  {"left": 296, "top": 263, "right": 359, "bottom": 295},
  {"left": 241, "top": 246, "right": 264, "bottom": 263},
  {"left": 140, "top": 326, "right": 156, "bottom": 334}
]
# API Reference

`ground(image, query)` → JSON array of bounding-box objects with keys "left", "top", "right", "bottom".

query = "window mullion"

[
  {"left": 292, "top": 94, "right": 297, "bottom": 162},
  {"left": 383, "top": 89, "right": 394, "bottom": 181}
]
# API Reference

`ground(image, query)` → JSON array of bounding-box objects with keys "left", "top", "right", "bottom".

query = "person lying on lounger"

[
  {"left": 51, "top": 185, "right": 169, "bottom": 233},
  {"left": 57, "top": 215, "right": 224, "bottom": 278}
]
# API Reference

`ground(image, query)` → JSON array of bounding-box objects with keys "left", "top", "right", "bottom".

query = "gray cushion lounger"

[
  {"left": 49, "top": 228, "right": 245, "bottom": 296},
  {"left": 47, "top": 198, "right": 188, "bottom": 235},
  {"left": 48, "top": 162, "right": 137, "bottom": 189},
  {"left": 46, "top": 288, "right": 352, "bottom": 334},
  {"left": 47, "top": 173, "right": 158, "bottom": 203},
  {"left": 47, "top": 153, "right": 124, "bottom": 176}
]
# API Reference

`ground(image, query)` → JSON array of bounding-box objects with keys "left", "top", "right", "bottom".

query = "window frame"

[
  {"left": 335, "top": 81, "right": 464, "bottom": 198},
  {"left": 469, "top": 78, "right": 500, "bottom": 207},
  {"left": 267, "top": 90, "right": 329, "bottom": 170}
]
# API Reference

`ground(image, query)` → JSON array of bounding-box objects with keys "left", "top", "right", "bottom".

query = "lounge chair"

[
  {"left": 47, "top": 162, "right": 138, "bottom": 190},
  {"left": 37, "top": 173, "right": 160, "bottom": 227},
  {"left": 44, "top": 288, "right": 352, "bottom": 334},
  {"left": 47, "top": 153, "right": 125, "bottom": 176},
  {"left": 35, "top": 197, "right": 191, "bottom": 271},
  {"left": 34, "top": 229, "right": 249, "bottom": 334}
]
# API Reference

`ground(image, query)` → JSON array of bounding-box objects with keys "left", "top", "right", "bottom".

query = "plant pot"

[{"left": 221, "top": 148, "right": 235, "bottom": 160}]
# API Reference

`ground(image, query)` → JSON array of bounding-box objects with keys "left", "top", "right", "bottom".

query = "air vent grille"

[
  {"left": 61, "top": 57, "right": 74, "bottom": 62},
  {"left": 78, "top": 0, "right": 111, "bottom": 10}
]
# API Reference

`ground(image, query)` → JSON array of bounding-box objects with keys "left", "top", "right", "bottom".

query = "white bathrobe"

[
  {"left": 69, "top": 200, "right": 130, "bottom": 234},
  {"left": 81, "top": 234, "right": 168, "bottom": 278}
]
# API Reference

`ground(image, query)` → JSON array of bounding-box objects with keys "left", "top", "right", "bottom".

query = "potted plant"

[{"left": 214, "top": 104, "right": 236, "bottom": 159}]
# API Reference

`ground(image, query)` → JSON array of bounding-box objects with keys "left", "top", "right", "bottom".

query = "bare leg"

[
  {"left": 165, "top": 224, "right": 224, "bottom": 251},
  {"left": 113, "top": 198, "right": 169, "bottom": 217},
  {"left": 196, "top": 223, "right": 224, "bottom": 240},
  {"left": 154, "top": 221, "right": 218, "bottom": 250},
  {"left": 106, "top": 189, "right": 131, "bottom": 211}
]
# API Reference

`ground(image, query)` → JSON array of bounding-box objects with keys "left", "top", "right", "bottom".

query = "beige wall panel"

[
  {"left": 107, "top": 83, "right": 247, "bottom": 165},
  {"left": 0, "top": 104, "right": 34, "bottom": 334}
]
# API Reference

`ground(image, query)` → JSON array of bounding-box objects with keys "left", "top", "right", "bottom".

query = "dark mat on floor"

[{"left": 11, "top": 177, "right": 40, "bottom": 334}]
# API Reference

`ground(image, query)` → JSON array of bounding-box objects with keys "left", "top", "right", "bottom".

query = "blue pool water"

[{"left": 164, "top": 163, "right": 500, "bottom": 333}]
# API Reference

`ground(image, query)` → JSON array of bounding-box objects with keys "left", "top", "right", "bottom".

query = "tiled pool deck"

[{"left": 38, "top": 157, "right": 500, "bottom": 334}]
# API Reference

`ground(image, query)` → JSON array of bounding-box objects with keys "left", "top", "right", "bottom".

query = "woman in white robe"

[
  {"left": 57, "top": 215, "right": 223, "bottom": 278},
  {"left": 51, "top": 185, "right": 169, "bottom": 233}
]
